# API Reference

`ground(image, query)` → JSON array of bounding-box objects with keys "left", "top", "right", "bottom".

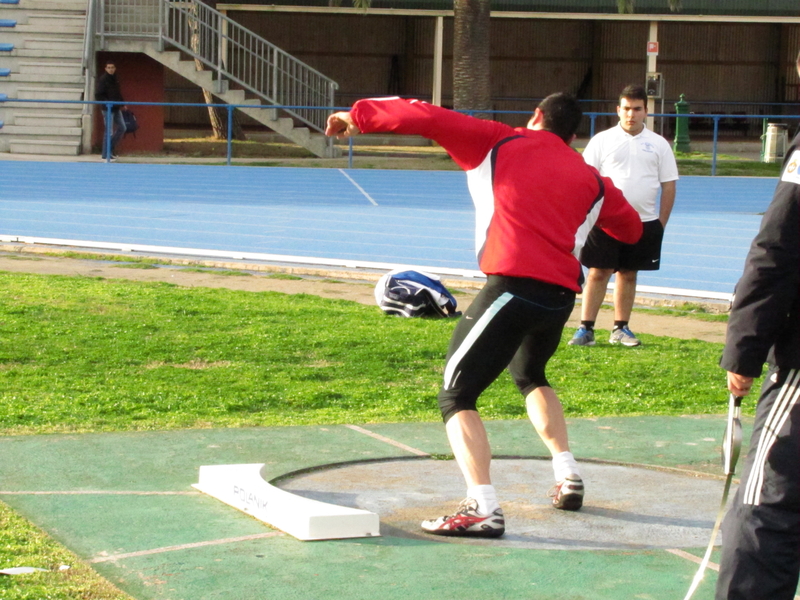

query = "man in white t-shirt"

[{"left": 569, "top": 84, "right": 679, "bottom": 347}]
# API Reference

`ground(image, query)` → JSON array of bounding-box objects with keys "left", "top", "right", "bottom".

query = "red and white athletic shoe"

[
  {"left": 421, "top": 498, "right": 505, "bottom": 538},
  {"left": 548, "top": 475, "right": 584, "bottom": 511}
]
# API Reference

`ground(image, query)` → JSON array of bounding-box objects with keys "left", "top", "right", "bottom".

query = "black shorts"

[
  {"left": 437, "top": 275, "right": 575, "bottom": 422},
  {"left": 580, "top": 219, "right": 664, "bottom": 272}
]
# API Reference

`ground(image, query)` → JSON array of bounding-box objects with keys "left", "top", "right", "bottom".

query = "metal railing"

[
  {"left": 81, "top": 0, "right": 99, "bottom": 118},
  {"left": 4, "top": 96, "right": 796, "bottom": 175},
  {"left": 97, "top": 0, "right": 338, "bottom": 133}
]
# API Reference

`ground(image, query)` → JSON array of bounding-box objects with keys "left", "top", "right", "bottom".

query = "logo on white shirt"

[
  {"left": 640, "top": 141, "right": 656, "bottom": 153},
  {"left": 781, "top": 151, "right": 800, "bottom": 184}
]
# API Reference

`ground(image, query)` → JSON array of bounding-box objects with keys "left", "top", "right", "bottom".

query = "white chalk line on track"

[
  {"left": 344, "top": 424, "right": 430, "bottom": 457},
  {"left": 338, "top": 169, "right": 379, "bottom": 206},
  {"left": 88, "top": 532, "right": 284, "bottom": 563},
  {"left": 666, "top": 547, "right": 719, "bottom": 571},
  {"left": 0, "top": 490, "right": 286, "bottom": 562}
]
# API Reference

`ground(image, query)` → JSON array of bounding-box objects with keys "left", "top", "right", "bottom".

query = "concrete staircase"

[
  {"left": 0, "top": 0, "right": 337, "bottom": 158},
  {"left": 0, "top": 0, "right": 87, "bottom": 155},
  {"left": 102, "top": 40, "right": 336, "bottom": 158}
]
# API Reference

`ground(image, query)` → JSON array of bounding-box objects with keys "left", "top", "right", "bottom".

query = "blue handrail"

[{"left": 2, "top": 96, "right": 796, "bottom": 173}]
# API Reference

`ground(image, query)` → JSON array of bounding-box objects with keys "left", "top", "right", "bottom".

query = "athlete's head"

[
  {"left": 617, "top": 84, "right": 647, "bottom": 135},
  {"left": 619, "top": 84, "right": 647, "bottom": 105},
  {"left": 529, "top": 93, "right": 582, "bottom": 143}
]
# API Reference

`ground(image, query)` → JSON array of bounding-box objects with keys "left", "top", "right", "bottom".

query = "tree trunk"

[
  {"left": 193, "top": 61, "right": 247, "bottom": 141},
  {"left": 188, "top": 8, "right": 246, "bottom": 141},
  {"left": 452, "top": 0, "right": 491, "bottom": 118}
]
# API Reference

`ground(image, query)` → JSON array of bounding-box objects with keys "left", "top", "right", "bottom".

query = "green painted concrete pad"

[
  {"left": 0, "top": 418, "right": 756, "bottom": 599},
  {"left": 94, "top": 536, "right": 701, "bottom": 600}
]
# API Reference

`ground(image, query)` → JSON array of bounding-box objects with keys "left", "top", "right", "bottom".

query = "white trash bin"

[{"left": 763, "top": 123, "right": 788, "bottom": 163}]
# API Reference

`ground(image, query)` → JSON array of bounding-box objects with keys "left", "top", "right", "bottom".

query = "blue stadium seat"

[
  {"left": 0, "top": 43, "right": 13, "bottom": 51},
  {"left": 0, "top": 19, "right": 17, "bottom": 26},
  {"left": 0, "top": 68, "right": 10, "bottom": 77}
]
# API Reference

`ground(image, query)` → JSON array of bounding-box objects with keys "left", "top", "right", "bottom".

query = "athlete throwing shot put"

[{"left": 327, "top": 94, "right": 642, "bottom": 537}]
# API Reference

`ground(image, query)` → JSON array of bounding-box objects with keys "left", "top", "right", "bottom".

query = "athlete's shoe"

[
  {"left": 609, "top": 326, "right": 641, "bottom": 347},
  {"left": 421, "top": 498, "right": 505, "bottom": 538},
  {"left": 548, "top": 476, "right": 584, "bottom": 511},
  {"left": 568, "top": 326, "right": 596, "bottom": 346}
]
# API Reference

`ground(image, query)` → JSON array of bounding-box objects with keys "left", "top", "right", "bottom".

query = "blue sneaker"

[
  {"left": 568, "top": 326, "right": 595, "bottom": 346},
  {"left": 609, "top": 326, "right": 641, "bottom": 347}
]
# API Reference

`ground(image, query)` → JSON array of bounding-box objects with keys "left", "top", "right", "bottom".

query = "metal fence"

[
  {"left": 3, "top": 97, "right": 798, "bottom": 175},
  {"left": 96, "top": 0, "right": 338, "bottom": 133}
]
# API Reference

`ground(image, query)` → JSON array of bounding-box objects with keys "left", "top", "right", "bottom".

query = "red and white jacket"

[{"left": 350, "top": 98, "right": 642, "bottom": 292}]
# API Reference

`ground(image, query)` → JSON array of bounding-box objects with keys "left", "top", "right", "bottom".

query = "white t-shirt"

[{"left": 582, "top": 124, "right": 679, "bottom": 222}]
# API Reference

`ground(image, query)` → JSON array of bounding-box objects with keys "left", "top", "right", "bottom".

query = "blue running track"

[{"left": 0, "top": 161, "right": 778, "bottom": 298}]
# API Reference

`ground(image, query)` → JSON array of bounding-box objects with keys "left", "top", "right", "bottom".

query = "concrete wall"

[{"left": 162, "top": 12, "right": 800, "bottom": 136}]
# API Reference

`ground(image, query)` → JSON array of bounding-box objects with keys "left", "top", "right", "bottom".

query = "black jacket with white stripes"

[{"left": 721, "top": 133, "right": 800, "bottom": 378}]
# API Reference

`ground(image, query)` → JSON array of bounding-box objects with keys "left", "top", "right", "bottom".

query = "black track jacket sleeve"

[{"left": 721, "top": 136, "right": 800, "bottom": 378}]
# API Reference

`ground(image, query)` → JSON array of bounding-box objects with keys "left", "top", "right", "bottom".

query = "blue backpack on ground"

[{"left": 374, "top": 269, "right": 460, "bottom": 318}]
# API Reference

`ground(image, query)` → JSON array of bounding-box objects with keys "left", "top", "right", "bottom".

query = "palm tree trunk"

[{"left": 453, "top": 0, "right": 491, "bottom": 118}]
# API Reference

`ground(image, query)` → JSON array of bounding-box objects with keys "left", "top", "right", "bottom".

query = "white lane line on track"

[
  {"left": 89, "top": 532, "right": 284, "bottom": 563},
  {"left": 339, "top": 169, "right": 379, "bottom": 206},
  {"left": 666, "top": 548, "right": 719, "bottom": 571},
  {"left": 344, "top": 424, "right": 430, "bottom": 456}
]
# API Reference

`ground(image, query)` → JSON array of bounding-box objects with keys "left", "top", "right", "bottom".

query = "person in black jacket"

[
  {"left": 94, "top": 61, "right": 126, "bottom": 160},
  {"left": 715, "top": 53, "right": 800, "bottom": 600}
]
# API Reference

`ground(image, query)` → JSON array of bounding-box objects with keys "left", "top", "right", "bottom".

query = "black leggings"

[{"left": 437, "top": 275, "right": 575, "bottom": 423}]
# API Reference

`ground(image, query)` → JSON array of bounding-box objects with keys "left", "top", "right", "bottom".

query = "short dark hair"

[
  {"left": 536, "top": 93, "right": 582, "bottom": 142},
  {"left": 619, "top": 84, "right": 647, "bottom": 104}
]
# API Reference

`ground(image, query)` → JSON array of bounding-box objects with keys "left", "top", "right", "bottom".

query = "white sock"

[
  {"left": 552, "top": 451, "right": 581, "bottom": 482},
  {"left": 466, "top": 484, "right": 500, "bottom": 516}
]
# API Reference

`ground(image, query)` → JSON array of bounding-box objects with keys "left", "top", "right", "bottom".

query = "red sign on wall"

[{"left": 647, "top": 41, "right": 659, "bottom": 56}]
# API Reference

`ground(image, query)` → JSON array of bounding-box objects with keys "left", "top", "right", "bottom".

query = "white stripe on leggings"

[
  {"left": 743, "top": 368, "right": 800, "bottom": 506},
  {"left": 443, "top": 292, "right": 513, "bottom": 391}
]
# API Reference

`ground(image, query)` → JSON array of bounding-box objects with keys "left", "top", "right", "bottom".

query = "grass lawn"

[
  {"left": 0, "top": 272, "right": 733, "bottom": 435},
  {"left": 0, "top": 503, "right": 133, "bottom": 600},
  {"left": 673, "top": 152, "right": 783, "bottom": 177}
]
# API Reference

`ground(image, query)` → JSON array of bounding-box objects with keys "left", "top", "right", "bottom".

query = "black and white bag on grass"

[{"left": 374, "top": 269, "right": 461, "bottom": 318}]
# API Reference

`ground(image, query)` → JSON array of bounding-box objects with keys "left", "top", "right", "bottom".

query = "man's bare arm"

[{"left": 659, "top": 180, "right": 676, "bottom": 228}]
